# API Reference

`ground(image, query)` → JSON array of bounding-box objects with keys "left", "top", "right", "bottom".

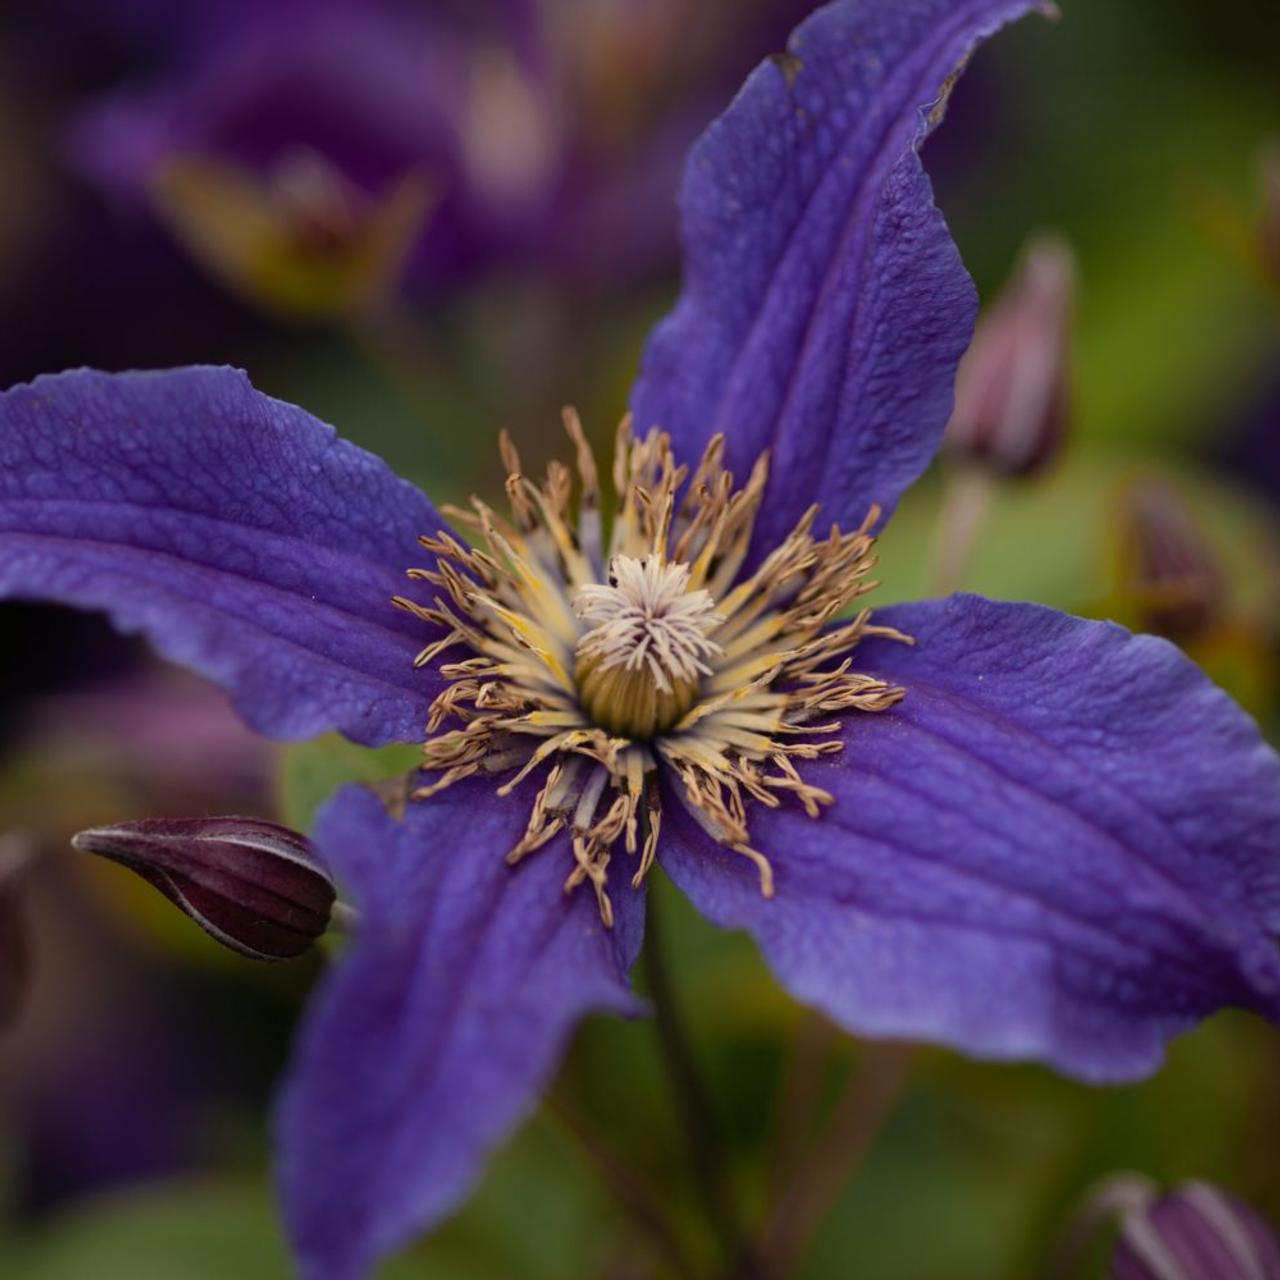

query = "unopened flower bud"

[
  {"left": 1259, "top": 144, "right": 1280, "bottom": 289},
  {"left": 945, "top": 233, "right": 1075, "bottom": 478},
  {"left": 1113, "top": 476, "right": 1225, "bottom": 641},
  {"left": 1111, "top": 1181, "right": 1280, "bottom": 1280},
  {"left": 0, "top": 833, "right": 35, "bottom": 1027},
  {"left": 72, "top": 816, "right": 335, "bottom": 961}
]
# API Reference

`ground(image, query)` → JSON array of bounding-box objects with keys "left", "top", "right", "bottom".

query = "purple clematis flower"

[
  {"left": 3, "top": 1, "right": 1280, "bottom": 1276},
  {"left": 68, "top": 0, "right": 819, "bottom": 296}
]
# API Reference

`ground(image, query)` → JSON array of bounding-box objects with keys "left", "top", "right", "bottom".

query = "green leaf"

[
  {"left": 0, "top": 1109, "right": 637, "bottom": 1280},
  {"left": 276, "top": 734, "right": 421, "bottom": 833},
  {"left": 406, "top": 1115, "right": 624, "bottom": 1280},
  {"left": 0, "top": 1180, "right": 288, "bottom": 1280}
]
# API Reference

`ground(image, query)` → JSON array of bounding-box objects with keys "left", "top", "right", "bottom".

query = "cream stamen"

[{"left": 396, "top": 412, "right": 909, "bottom": 925}]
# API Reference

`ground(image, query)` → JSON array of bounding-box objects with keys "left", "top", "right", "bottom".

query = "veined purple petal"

[
  {"left": 662, "top": 596, "right": 1280, "bottom": 1082},
  {"left": 277, "top": 780, "right": 643, "bottom": 1280},
  {"left": 0, "top": 367, "right": 446, "bottom": 746},
  {"left": 630, "top": 0, "right": 1051, "bottom": 548}
]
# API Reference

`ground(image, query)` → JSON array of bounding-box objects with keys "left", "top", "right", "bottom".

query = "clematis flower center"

[
  {"left": 573, "top": 556, "right": 722, "bottom": 738},
  {"left": 393, "top": 411, "right": 910, "bottom": 925}
]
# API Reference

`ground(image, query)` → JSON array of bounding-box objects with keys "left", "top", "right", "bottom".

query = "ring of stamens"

[{"left": 394, "top": 408, "right": 911, "bottom": 926}]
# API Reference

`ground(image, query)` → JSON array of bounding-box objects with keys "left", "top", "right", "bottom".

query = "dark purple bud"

[
  {"left": 1114, "top": 476, "right": 1225, "bottom": 641},
  {"left": 0, "top": 833, "right": 35, "bottom": 1027},
  {"left": 1259, "top": 144, "right": 1280, "bottom": 288},
  {"left": 944, "top": 233, "right": 1075, "bottom": 478},
  {"left": 72, "top": 817, "right": 335, "bottom": 961},
  {"left": 1111, "top": 1181, "right": 1280, "bottom": 1280}
]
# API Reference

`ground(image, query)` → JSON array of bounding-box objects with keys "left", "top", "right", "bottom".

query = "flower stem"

[
  {"left": 764, "top": 1012, "right": 838, "bottom": 1209},
  {"left": 643, "top": 890, "right": 757, "bottom": 1279},
  {"left": 755, "top": 1042, "right": 916, "bottom": 1279},
  {"left": 329, "top": 900, "right": 360, "bottom": 932},
  {"left": 930, "top": 465, "right": 994, "bottom": 595},
  {"left": 543, "top": 1087, "right": 698, "bottom": 1279}
]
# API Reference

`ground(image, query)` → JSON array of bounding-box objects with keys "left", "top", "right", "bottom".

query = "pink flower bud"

[
  {"left": 945, "top": 233, "right": 1076, "bottom": 477},
  {"left": 1113, "top": 476, "right": 1225, "bottom": 641},
  {"left": 72, "top": 816, "right": 334, "bottom": 961},
  {"left": 1111, "top": 1181, "right": 1280, "bottom": 1280}
]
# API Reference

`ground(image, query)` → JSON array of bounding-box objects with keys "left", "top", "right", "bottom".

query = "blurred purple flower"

[
  {"left": 19, "top": 667, "right": 272, "bottom": 800},
  {"left": 68, "top": 0, "right": 817, "bottom": 304},
  {"left": 3, "top": 2, "right": 1280, "bottom": 1277}
]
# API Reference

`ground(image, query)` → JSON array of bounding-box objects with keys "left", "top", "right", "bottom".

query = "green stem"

[
  {"left": 755, "top": 1043, "right": 916, "bottom": 1279},
  {"left": 543, "top": 1087, "right": 698, "bottom": 1279},
  {"left": 643, "top": 891, "right": 756, "bottom": 1280},
  {"left": 930, "top": 465, "right": 994, "bottom": 596},
  {"left": 765, "top": 1013, "right": 837, "bottom": 1209}
]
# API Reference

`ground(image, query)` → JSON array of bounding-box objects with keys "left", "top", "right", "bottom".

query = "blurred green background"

[{"left": 0, "top": 0, "right": 1278, "bottom": 1276}]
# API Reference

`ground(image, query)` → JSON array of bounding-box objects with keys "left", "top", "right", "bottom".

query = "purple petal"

[
  {"left": 0, "top": 367, "right": 446, "bottom": 745},
  {"left": 662, "top": 596, "right": 1280, "bottom": 1082},
  {"left": 630, "top": 0, "right": 1050, "bottom": 548},
  {"left": 277, "top": 780, "right": 643, "bottom": 1279}
]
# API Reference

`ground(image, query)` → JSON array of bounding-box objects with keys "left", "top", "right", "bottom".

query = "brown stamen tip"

[{"left": 733, "top": 844, "right": 775, "bottom": 898}]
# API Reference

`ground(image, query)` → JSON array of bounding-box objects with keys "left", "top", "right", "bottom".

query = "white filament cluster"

[
  {"left": 404, "top": 415, "right": 904, "bottom": 924},
  {"left": 573, "top": 556, "right": 724, "bottom": 693}
]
